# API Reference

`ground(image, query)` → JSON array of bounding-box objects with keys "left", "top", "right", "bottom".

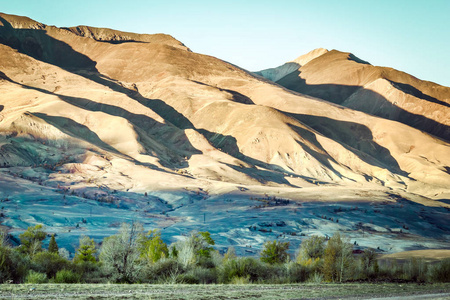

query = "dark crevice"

[{"left": 190, "top": 80, "right": 254, "bottom": 105}]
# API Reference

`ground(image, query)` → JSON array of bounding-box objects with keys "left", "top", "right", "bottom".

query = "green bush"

[
  {"left": 0, "top": 246, "right": 30, "bottom": 283},
  {"left": 230, "top": 275, "right": 251, "bottom": 284},
  {"left": 260, "top": 240, "right": 290, "bottom": 265},
  {"left": 308, "top": 272, "right": 324, "bottom": 283},
  {"left": 430, "top": 258, "right": 450, "bottom": 282},
  {"left": 71, "top": 260, "right": 103, "bottom": 283},
  {"left": 176, "top": 272, "right": 200, "bottom": 284},
  {"left": 54, "top": 269, "right": 81, "bottom": 283},
  {"left": 25, "top": 270, "right": 48, "bottom": 284},
  {"left": 297, "top": 235, "right": 326, "bottom": 263},
  {"left": 147, "top": 258, "right": 185, "bottom": 283},
  {"left": 185, "top": 267, "right": 217, "bottom": 284},
  {"left": 31, "top": 251, "right": 69, "bottom": 278},
  {"left": 284, "top": 261, "right": 308, "bottom": 282},
  {"left": 218, "top": 257, "right": 269, "bottom": 283},
  {"left": 402, "top": 258, "right": 427, "bottom": 282}
]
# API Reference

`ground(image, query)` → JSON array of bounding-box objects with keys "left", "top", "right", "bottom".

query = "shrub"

[
  {"left": 284, "top": 261, "right": 308, "bottom": 283},
  {"left": 71, "top": 260, "right": 103, "bottom": 283},
  {"left": 376, "top": 260, "right": 402, "bottom": 281},
  {"left": 185, "top": 267, "right": 217, "bottom": 284},
  {"left": 147, "top": 258, "right": 185, "bottom": 283},
  {"left": 230, "top": 275, "right": 251, "bottom": 284},
  {"left": 31, "top": 251, "right": 69, "bottom": 278},
  {"left": 54, "top": 269, "right": 81, "bottom": 283},
  {"left": 223, "top": 247, "right": 237, "bottom": 262},
  {"left": 260, "top": 240, "right": 290, "bottom": 264},
  {"left": 219, "top": 257, "right": 269, "bottom": 283},
  {"left": 297, "top": 235, "right": 326, "bottom": 263},
  {"left": 430, "top": 258, "right": 450, "bottom": 282},
  {"left": 308, "top": 272, "right": 324, "bottom": 283},
  {"left": 25, "top": 270, "right": 47, "bottom": 284},
  {"left": 0, "top": 246, "right": 30, "bottom": 283}
]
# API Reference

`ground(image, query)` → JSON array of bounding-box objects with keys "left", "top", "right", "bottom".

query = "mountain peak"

[
  {"left": 291, "top": 48, "right": 328, "bottom": 66},
  {"left": 0, "top": 12, "right": 45, "bottom": 30}
]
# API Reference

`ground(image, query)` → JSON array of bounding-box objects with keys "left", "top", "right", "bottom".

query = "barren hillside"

[
  {"left": 1, "top": 13, "right": 449, "bottom": 254},
  {"left": 259, "top": 49, "right": 450, "bottom": 142}
]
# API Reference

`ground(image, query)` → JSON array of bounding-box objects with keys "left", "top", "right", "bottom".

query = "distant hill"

[{"left": 257, "top": 49, "right": 450, "bottom": 142}]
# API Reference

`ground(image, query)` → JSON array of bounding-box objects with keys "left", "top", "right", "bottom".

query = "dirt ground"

[{"left": 1, "top": 283, "right": 449, "bottom": 299}]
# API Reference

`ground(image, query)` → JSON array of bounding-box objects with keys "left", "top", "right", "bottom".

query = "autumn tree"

[{"left": 322, "top": 233, "right": 354, "bottom": 282}]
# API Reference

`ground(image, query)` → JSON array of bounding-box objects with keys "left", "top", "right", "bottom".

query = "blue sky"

[{"left": 1, "top": 0, "right": 449, "bottom": 86}]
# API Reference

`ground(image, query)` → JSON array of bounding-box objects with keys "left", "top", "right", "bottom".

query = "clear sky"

[{"left": 1, "top": 0, "right": 449, "bottom": 86}]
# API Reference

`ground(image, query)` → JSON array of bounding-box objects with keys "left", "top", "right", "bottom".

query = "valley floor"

[
  {"left": 1, "top": 168, "right": 450, "bottom": 257},
  {"left": 1, "top": 283, "right": 450, "bottom": 299}
]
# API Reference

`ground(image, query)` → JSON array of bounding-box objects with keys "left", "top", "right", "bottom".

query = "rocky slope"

[
  {"left": 1, "top": 12, "right": 450, "bottom": 255},
  {"left": 1, "top": 13, "right": 449, "bottom": 201},
  {"left": 258, "top": 49, "right": 450, "bottom": 142}
]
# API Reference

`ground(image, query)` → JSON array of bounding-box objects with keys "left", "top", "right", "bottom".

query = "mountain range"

[{"left": 0, "top": 13, "right": 449, "bottom": 254}]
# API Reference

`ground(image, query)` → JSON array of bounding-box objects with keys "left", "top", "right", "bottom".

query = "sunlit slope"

[
  {"left": 270, "top": 50, "right": 450, "bottom": 142},
  {"left": 1, "top": 13, "right": 449, "bottom": 201}
]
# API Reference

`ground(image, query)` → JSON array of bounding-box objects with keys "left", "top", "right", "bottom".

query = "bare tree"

[{"left": 99, "top": 222, "right": 144, "bottom": 283}]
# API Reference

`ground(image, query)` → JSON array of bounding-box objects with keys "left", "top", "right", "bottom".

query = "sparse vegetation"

[{"left": 1, "top": 224, "right": 450, "bottom": 287}]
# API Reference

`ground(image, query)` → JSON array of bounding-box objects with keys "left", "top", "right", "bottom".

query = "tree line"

[{"left": 1, "top": 223, "right": 449, "bottom": 284}]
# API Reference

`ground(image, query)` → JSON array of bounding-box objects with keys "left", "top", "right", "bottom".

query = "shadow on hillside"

[
  {"left": 290, "top": 114, "right": 408, "bottom": 176},
  {"left": 389, "top": 80, "right": 450, "bottom": 108},
  {"left": 190, "top": 80, "right": 255, "bottom": 105},
  {"left": 287, "top": 124, "right": 346, "bottom": 180},
  {"left": 196, "top": 129, "right": 293, "bottom": 185},
  {"left": 4, "top": 70, "right": 294, "bottom": 185},
  {"left": 277, "top": 69, "right": 450, "bottom": 142},
  {"left": 0, "top": 17, "right": 206, "bottom": 168},
  {"left": 32, "top": 113, "right": 124, "bottom": 156},
  {"left": 0, "top": 18, "right": 300, "bottom": 185},
  {"left": 7, "top": 77, "right": 199, "bottom": 169}
]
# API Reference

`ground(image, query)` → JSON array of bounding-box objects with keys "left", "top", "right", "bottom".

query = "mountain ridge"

[
  {"left": 0, "top": 12, "right": 449, "bottom": 199},
  {"left": 0, "top": 12, "right": 449, "bottom": 255},
  {"left": 258, "top": 49, "right": 450, "bottom": 142}
]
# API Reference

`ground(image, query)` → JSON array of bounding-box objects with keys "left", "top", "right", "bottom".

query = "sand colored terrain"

[
  {"left": 1, "top": 12, "right": 449, "bottom": 201},
  {"left": 381, "top": 250, "right": 450, "bottom": 262},
  {"left": 260, "top": 49, "right": 450, "bottom": 142},
  {"left": 0, "top": 13, "right": 449, "bottom": 254}
]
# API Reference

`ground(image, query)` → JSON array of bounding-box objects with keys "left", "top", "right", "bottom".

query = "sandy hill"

[
  {"left": 1, "top": 12, "right": 450, "bottom": 255},
  {"left": 0, "top": 12, "right": 449, "bottom": 202},
  {"left": 258, "top": 49, "right": 450, "bottom": 142}
]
